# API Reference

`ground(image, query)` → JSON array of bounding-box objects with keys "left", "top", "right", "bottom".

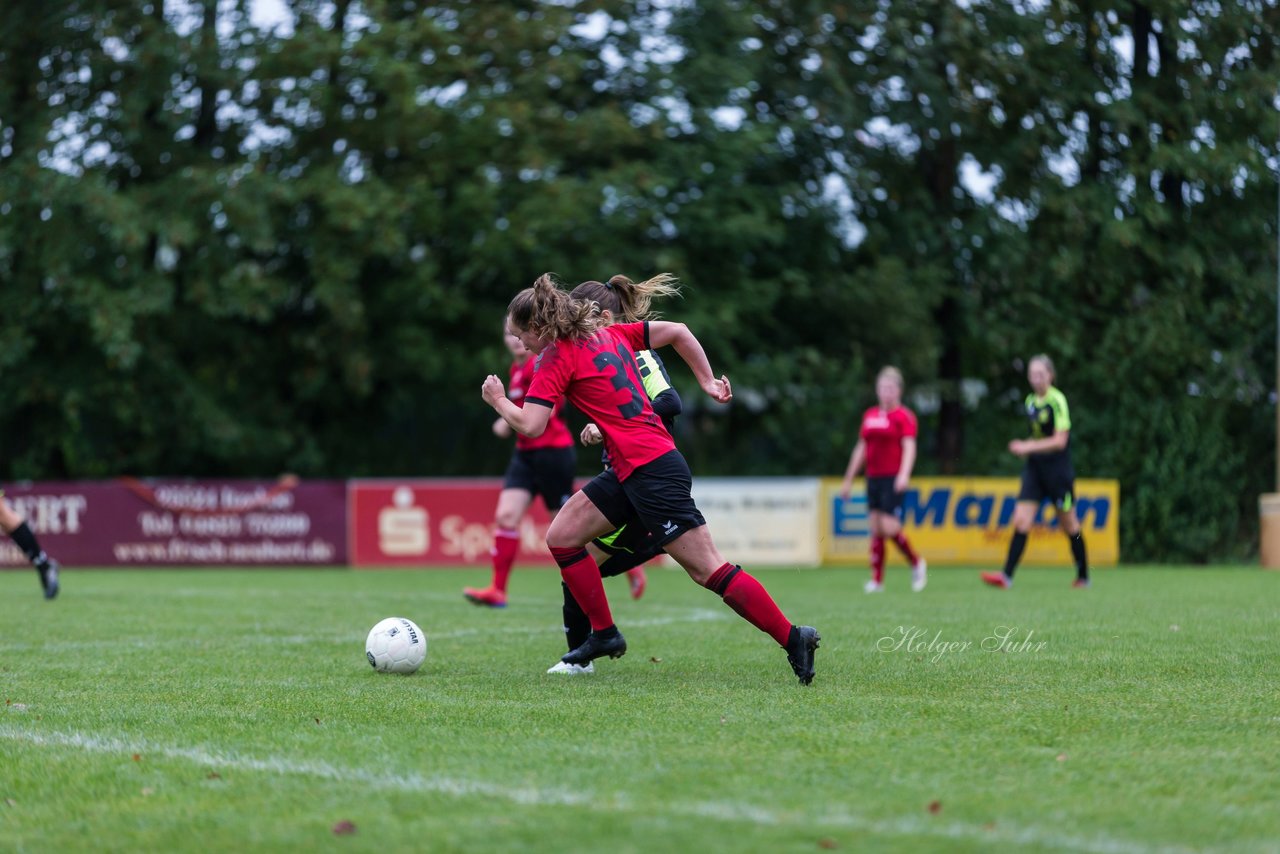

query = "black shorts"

[
  {"left": 865, "top": 476, "right": 904, "bottom": 517},
  {"left": 592, "top": 522, "right": 664, "bottom": 577},
  {"left": 502, "top": 447, "right": 576, "bottom": 511},
  {"left": 582, "top": 450, "right": 707, "bottom": 550},
  {"left": 1019, "top": 460, "right": 1076, "bottom": 511}
]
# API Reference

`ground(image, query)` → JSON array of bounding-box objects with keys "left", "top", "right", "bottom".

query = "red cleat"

[
  {"left": 462, "top": 585, "right": 508, "bottom": 608},
  {"left": 1072, "top": 578, "right": 1091, "bottom": 589},
  {"left": 627, "top": 567, "right": 647, "bottom": 600},
  {"left": 980, "top": 572, "right": 1012, "bottom": 589}
]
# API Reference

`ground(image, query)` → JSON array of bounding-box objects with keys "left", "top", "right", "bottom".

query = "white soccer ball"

[{"left": 365, "top": 617, "right": 427, "bottom": 674}]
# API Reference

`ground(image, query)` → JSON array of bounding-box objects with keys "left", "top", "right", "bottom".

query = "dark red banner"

[
  {"left": 0, "top": 479, "right": 347, "bottom": 567},
  {"left": 349, "top": 479, "right": 559, "bottom": 567}
]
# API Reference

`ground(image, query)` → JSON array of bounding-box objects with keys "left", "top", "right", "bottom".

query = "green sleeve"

[{"left": 1049, "top": 388, "right": 1072, "bottom": 432}]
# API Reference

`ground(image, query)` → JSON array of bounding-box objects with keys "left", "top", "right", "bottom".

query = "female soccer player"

[
  {"left": 462, "top": 321, "right": 576, "bottom": 608},
  {"left": 545, "top": 275, "right": 683, "bottom": 675},
  {"left": 982, "top": 354, "right": 1090, "bottom": 589},
  {"left": 839, "top": 366, "right": 926, "bottom": 593},
  {"left": 483, "top": 274, "right": 820, "bottom": 685},
  {"left": 0, "top": 494, "right": 60, "bottom": 598}
]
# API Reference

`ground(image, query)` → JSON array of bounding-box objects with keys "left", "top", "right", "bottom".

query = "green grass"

[{"left": 1, "top": 565, "right": 1278, "bottom": 853}]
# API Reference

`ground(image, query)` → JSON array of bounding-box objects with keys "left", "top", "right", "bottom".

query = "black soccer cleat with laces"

[
  {"left": 786, "top": 625, "right": 820, "bottom": 685},
  {"left": 39, "top": 559, "right": 60, "bottom": 600},
  {"left": 561, "top": 628, "right": 627, "bottom": 666}
]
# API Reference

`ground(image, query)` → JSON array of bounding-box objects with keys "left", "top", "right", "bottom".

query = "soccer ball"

[{"left": 365, "top": 617, "right": 427, "bottom": 674}]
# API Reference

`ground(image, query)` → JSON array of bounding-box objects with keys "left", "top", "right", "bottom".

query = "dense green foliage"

[
  {"left": 2, "top": 566, "right": 1278, "bottom": 851},
  {"left": 1, "top": 2, "right": 1277, "bottom": 560}
]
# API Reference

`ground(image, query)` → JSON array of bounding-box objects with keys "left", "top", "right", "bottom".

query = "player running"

[
  {"left": 982, "top": 354, "right": 1090, "bottom": 589},
  {"left": 546, "top": 275, "right": 682, "bottom": 675},
  {"left": 483, "top": 273, "right": 820, "bottom": 685},
  {"left": 839, "top": 366, "right": 927, "bottom": 593},
  {"left": 462, "top": 321, "right": 576, "bottom": 608}
]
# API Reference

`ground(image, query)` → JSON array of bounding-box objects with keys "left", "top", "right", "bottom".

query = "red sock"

[
  {"left": 870, "top": 537, "right": 885, "bottom": 584},
  {"left": 490, "top": 528, "right": 520, "bottom": 593},
  {"left": 549, "top": 546, "right": 613, "bottom": 631},
  {"left": 705, "top": 563, "right": 792, "bottom": 647},
  {"left": 893, "top": 531, "right": 919, "bottom": 565}
]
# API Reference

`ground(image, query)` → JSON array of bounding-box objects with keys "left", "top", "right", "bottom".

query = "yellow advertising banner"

[{"left": 820, "top": 477, "right": 1119, "bottom": 567}]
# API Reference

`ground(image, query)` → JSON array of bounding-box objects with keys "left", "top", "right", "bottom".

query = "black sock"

[
  {"left": 595, "top": 625, "right": 620, "bottom": 640},
  {"left": 561, "top": 582, "right": 591, "bottom": 652},
  {"left": 9, "top": 522, "right": 49, "bottom": 570},
  {"left": 1003, "top": 531, "right": 1027, "bottom": 578},
  {"left": 1070, "top": 532, "right": 1088, "bottom": 579},
  {"left": 598, "top": 552, "right": 644, "bottom": 578}
]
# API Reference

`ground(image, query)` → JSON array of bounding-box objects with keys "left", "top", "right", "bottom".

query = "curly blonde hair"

[{"left": 507, "top": 273, "right": 604, "bottom": 342}]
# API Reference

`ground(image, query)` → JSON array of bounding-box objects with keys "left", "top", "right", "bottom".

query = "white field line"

[
  {"left": 0, "top": 726, "right": 1224, "bottom": 854},
  {"left": 0, "top": 610, "right": 731, "bottom": 653}
]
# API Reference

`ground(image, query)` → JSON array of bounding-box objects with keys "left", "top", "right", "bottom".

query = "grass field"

[{"left": 1, "top": 565, "right": 1278, "bottom": 853}]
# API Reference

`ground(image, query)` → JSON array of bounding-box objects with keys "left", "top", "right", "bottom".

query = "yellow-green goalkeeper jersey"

[
  {"left": 1024, "top": 386, "right": 1072, "bottom": 463},
  {"left": 635, "top": 349, "right": 676, "bottom": 430}
]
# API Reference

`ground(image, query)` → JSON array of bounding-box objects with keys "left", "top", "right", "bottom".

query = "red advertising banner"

[
  {"left": 349, "top": 479, "right": 558, "bottom": 567},
  {"left": 0, "top": 479, "right": 347, "bottom": 567}
]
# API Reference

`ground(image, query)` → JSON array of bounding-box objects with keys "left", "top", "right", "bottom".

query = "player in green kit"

[{"left": 982, "top": 354, "right": 1090, "bottom": 589}]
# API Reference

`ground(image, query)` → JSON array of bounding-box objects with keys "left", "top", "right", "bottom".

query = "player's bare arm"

[
  {"left": 895, "top": 437, "right": 917, "bottom": 493},
  {"left": 483, "top": 375, "right": 552, "bottom": 437},
  {"left": 647, "top": 321, "right": 732, "bottom": 403},
  {"left": 840, "top": 440, "right": 867, "bottom": 499},
  {"left": 1008, "top": 430, "right": 1069, "bottom": 457}
]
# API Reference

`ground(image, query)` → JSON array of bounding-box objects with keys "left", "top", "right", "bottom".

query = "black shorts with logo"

[
  {"left": 865, "top": 476, "right": 904, "bottom": 518},
  {"left": 1019, "top": 457, "right": 1076, "bottom": 511},
  {"left": 582, "top": 450, "right": 707, "bottom": 550},
  {"left": 503, "top": 447, "right": 576, "bottom": 511}
]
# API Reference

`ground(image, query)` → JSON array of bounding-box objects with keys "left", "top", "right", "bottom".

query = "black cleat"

[
  {"left": 39, "top": 560, "right": 60, "bottom": 600},
  {"left": 786, "top": 625, "right": 820, "bottom": 685},
  {"left": 561, "top": 629, "right": 627, "bottom": 666}
]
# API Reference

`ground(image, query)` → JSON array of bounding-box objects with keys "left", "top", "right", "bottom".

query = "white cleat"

[
  {"left": 911, "top": 559, "right": 928, "bottom": 592},
  {"left": 546, "top": 661, "right": 595, "bottom": 675},
  {"left": 864, "top": 580, "right": 884, "bottom": 594}
]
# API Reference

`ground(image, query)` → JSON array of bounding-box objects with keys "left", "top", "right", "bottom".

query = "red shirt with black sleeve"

[
  {"left": 525, "top": 322, "right": 674, "bottom": 480},
  {"left": 508, "top": 357, "right": 574, "bottom": 451},
  {"left": 860, "top": 406, "right": 918, "bottom": 477}
]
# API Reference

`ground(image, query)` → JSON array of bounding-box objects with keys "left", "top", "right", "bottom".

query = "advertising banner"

[
  {"left": 0, "top": 479, "right": 347, "bottom": 567},
  {"left": 820, "top": 477, "right": 1119, "bottom": 567},
  {"left": 349, "top": 479, "right": 560, "bottom": 567},
  {"left": 686, "top": 478, "right": 820, "bottom": 566}
]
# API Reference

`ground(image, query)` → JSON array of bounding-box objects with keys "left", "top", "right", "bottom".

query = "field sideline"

[{"left": 1, "top": 565, "right": 1277, "bottom": 853}]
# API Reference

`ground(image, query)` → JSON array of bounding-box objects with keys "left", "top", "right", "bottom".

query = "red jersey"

[
  {"left": 526, "top": 322, "right": 673, "bottom": 480},
  {"left": 860, "top": 405, "right": 918, "bottom": 477},
  {"left": 508, "top": 357, "right": 573, "bottom": 451}
]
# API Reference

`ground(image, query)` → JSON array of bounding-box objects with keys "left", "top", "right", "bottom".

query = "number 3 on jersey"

[{"left": 592, "top": 346, "right": 645, "bottom": 419}]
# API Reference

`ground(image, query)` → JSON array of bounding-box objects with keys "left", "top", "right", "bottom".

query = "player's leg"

[
  {"left": 662, "top": 525, "right": 819, "bottom": 685},
  {"left": 546, "top": 540, "right": 614, "bottom": 674},
  {"left": 880, "top": 492, "right": 925, "bottom": 591},
  {"left": 0, "top": 497, "right": 59, "bottom": 599},
  {"left": 1054, "top": 485, "right": 1089, "bottom": 587},
  {"left": 463, "top": 487, "right": 532, "bottom": 607},
  {"left": 989, "top": 501, "right": 1036, "bottom": 588},
  {"left": 866, "top": 511, "right": 886, "bottom": 592},
  {"left": 984, "top": 466, "right": 1040, "bottom": 588},
  {"left": 549, "top": 479, "right": 630, "bottom": 665},
  {"left": 628, "top": 451, "right": 819, "bottom": 684},
  {"left": 466, "top": 449, "right": 539, "bottom": 606},
  {"left": 593, "top": 522, "right": 652, "bottom": 598},
  {"left": 864, "top": 479, "right": 887, "bottom": 592}
]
